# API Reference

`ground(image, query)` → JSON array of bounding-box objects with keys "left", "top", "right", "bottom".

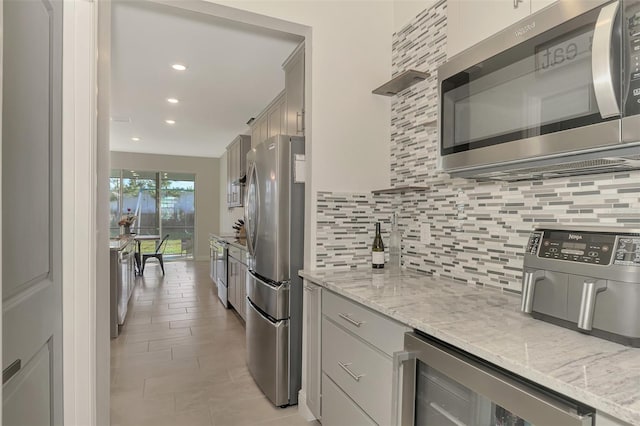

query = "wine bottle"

[
  {"left": 372, "top": 222, "right": 385, "bottom": 269},
  {"left": 389, "top": 212, "right": 401, "bottom": 272}
]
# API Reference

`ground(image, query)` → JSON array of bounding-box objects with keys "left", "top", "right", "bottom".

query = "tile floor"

[{"left": 111, "top": 260, "right": 314, "bottom": 426}]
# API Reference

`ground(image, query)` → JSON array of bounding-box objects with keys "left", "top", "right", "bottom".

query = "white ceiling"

[{"left": 110, "top": 1, "right": 303, "bottom": 158}]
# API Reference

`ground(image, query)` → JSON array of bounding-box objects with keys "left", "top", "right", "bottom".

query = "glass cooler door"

[
  {"left": 400, "top": 332, "right": 593, "bottom": 426},
  {"left": 416, "top": 361, "right": 532, "bottom": 426}
]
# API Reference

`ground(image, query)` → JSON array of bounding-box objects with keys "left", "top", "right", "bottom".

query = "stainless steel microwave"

[{"left": 439, "top": 0, "right": 640, "bottom": 180}]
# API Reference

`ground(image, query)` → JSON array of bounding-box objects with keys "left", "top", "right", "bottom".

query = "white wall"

[
  {"left": 218, "top": 149, "right": 245, "bottom": 235},
  {"left": 110, "top": 151, "right": 220, "bottom": 260},
  {"left": 210, "top": 1, "right": 393, "bottom": 192},
  {"left": 393, "top": 1, "right": 437, "bottom": 32},
  {"left": 177, "top": 0, "right": 394, "bottom": 271}
]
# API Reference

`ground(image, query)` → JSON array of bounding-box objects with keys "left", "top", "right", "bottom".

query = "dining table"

[{"left": 132, "top": 234, "right": 161, "bottom": 275}]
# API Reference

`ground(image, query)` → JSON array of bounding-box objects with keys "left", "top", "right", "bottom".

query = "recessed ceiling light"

[
  {"left": 172, "top": 64, "right": 187, "bottom": 71},
  {"left": 167, "top": 98, "right": 179, "bottom": 104},
  {"left": 131, "top": 137, "right": 141, "bottom": 141},
  {"left": 165, "top": 119, "right": 176, "bottom": 125}
]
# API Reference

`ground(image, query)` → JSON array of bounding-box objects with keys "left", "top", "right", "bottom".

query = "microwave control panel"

[{"left": 625, "top": 4, "right": 640, "bottom": 114}]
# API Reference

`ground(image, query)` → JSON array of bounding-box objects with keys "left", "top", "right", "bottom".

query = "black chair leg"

[
  {"left": 141, "top": 257, "right": 147, "bottom": 275},
  {"left": 159, "top": 255, "right": 165, "bottom": 275}
]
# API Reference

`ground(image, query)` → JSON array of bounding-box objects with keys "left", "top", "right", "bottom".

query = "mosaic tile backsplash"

[{"left": 315, "top": 0, "right": 640, "bottom": 293}]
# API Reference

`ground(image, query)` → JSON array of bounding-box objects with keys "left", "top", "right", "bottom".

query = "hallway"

[{"left": 110, "top": 260, "right": 309, "bottom": 426}]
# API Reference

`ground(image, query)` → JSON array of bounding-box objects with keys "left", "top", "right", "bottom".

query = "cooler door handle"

[
  {"left": 392, "top": 350, "right": 417, "bottom": 426},
  {"left": 578, "top": 280, "right": 607, "bottom": 331},
  {"left": 592, "top": 1, "right": 620, "bottom": 118}
]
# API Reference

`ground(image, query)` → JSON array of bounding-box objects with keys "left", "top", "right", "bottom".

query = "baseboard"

[{"left": 297, "top": 390, "right": 317, "bottom": 422}]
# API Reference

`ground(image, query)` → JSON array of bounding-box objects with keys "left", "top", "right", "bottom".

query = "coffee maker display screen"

[{"left": 538, "top": 230, "right": 616, "bottom": 264}]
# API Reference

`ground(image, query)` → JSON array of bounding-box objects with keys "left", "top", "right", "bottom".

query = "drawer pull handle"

[
  {"left": 338, "top": 313, "right": 364, "bottom": 327},
  {"left": 338, "top": 361, "right": 364, "bottom": 382}
]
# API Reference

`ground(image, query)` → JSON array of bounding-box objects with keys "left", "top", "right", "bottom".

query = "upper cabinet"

[
  {"left": 226, "top": 134, "right": 251, "bottom": 208},
  {"left": 249, "top": 42, "right": 305, "bottom": 148},
  {"left": 284, "top": 44, "right": 305, "bottom": 136},
  {"left": 250, "top": 91, "right": 285, "bottom": 148},
  {"left": 447, "top": 0, "right": 558, "bottom": 58}
]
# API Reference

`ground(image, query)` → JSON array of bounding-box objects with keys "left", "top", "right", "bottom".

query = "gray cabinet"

[
  {"left": 228, "top": 245, "right": 248, "bottom": 321},
  {"left": 447, "top": 1, "right": 559, "bottom": 58},
  {"left": 226, "top": 134, "right": 251, "bottom": 207},
  {"left": 304, "top": 281, "right": 322, "bottom": 419},
  {"left": 228, "top": 257, "right": 238, "bottom": 308},
  {"left": 447, "top": 0, "right": 530, "bottom": 58},
  {"left": 284, "top": 44, "right": 305, "bottom": 136},
  {"left": 320, "top": 290, "right": 410, "bottom": 426},
  {"left": 250, "top": 91, "right": 285, "bottom": 148},
  {"left": 109, "top": 240, "right": 135, "bottom": 338}
]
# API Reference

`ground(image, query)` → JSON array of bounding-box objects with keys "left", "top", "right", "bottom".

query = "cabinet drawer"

[
  {"left": 322, "top": 373, "right": 376, "bottom": 426},
  {"left": 322, "top": 318, "right": 392, "bottom": 426},
  {"left": 322, "top": 290, "right": 408, "bottom": 356}
]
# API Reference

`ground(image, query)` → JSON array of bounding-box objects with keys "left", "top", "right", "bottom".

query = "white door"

[{"left": 2, "top": 0, "right": 63, "bottom": 424}]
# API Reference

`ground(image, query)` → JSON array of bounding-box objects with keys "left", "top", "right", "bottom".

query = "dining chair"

[{"left": 141, "top": 234, "right": 170, "bottom": 275}]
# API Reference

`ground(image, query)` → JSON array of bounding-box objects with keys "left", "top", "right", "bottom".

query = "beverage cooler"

[{"left": 394, "top": 332, "right": 594, "bottom": 426}]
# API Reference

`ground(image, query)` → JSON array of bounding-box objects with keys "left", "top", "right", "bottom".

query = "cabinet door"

[
  {"left": 305, "top": 281, "right": 322, "bottom": 419},
  {"left": 237, "top": 263, "right": 246, "bottom": 320},
  {"left": 259, "top": 118, "right": 268, "bottom": 144},
  {"left": 531, "top": 0, "right": 556, "bottom": 14},
  {"left": 228, "top": 259, "right": 237, "bottom": 307},
  {"left": 251, "top": 124, "right": 261, "bottom": 149},
  {"left": 285, "top": 47, "right": 305, "bottom": 136},
  {"left": 268, "top": 99, "right": 283, "bottom": 138},
  {"left": 226, "top": 147, "right": 232, "bottom": 206},
  {"left": 448, "top": 0, "right": 530, "bottom": 58}
]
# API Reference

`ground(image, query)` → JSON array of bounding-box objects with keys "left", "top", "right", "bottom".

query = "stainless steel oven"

[
  {"left": 393, "top": 332, "right": 594, "bottom": 426},
  {"left": 439, "top": 0, "right": 640, "bottom": 180}
]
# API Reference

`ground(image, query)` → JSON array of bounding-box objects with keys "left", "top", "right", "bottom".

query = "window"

[{"left": 110, "top": 169, "right": 195, "bottom": 259}]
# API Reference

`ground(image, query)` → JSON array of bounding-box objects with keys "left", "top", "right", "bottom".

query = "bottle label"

[{"left": 372, "top": 251, "right": 385, "bottom": 266}]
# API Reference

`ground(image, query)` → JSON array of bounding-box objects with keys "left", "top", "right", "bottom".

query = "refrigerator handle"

[{"left": 244, "top": 161, "right": 259, "bottom": 257}]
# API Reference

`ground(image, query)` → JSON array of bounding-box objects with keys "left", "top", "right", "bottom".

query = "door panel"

[
  {"left": 246, "top": 299, "right": 289, "bottom": 406},
  {"left": 3, "top": 0, "right": 52, "bottom": 298},
  {"left": 253, "top": 136, "right": 288, "bottom": 282},
  {"left": 2, "top": 0, "right": 63, "bottom": 424},
  {"left": 3, "top": 343, "right": 51, "bottom": 426}
]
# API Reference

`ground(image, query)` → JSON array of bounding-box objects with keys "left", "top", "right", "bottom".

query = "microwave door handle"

[{"left": 592, "top": 1, "right": 621, "bottom": 118}]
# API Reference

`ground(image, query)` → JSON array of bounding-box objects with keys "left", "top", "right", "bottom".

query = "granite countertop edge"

[
  {"left": 299, "top": 268, "right": 639, "bottom": 425},
  {"left": 109, "top": 236, "right": 134, "bottom": 251},
  {"left": 209, "top": 233, "right": 247, "bottom": 250}
]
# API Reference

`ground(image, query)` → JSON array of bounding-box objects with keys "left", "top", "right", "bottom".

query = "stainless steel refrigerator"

[{"left": 244, "top": 135, "right": 305, "bottom": 407}]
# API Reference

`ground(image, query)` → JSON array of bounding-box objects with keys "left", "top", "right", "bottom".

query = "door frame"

[
  {"left": 61, "top": 0, "right": 101, "bottom": 425},
  {"left": 92, "top": 1, "right": 310, "bottom": 425},
  {"left": 0, "top": 1, "right": 312, "bottom": 424}
]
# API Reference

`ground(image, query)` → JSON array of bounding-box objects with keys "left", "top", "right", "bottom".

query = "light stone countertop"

[
  {"left": 109, "top": 237, "right": 133, "bottom": 251},
  {"left": 299, "top": 268, "right": 640, "bottom": 425},
  {"left": 209, "top": 233, "right": 247, "bottom": 251}
]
